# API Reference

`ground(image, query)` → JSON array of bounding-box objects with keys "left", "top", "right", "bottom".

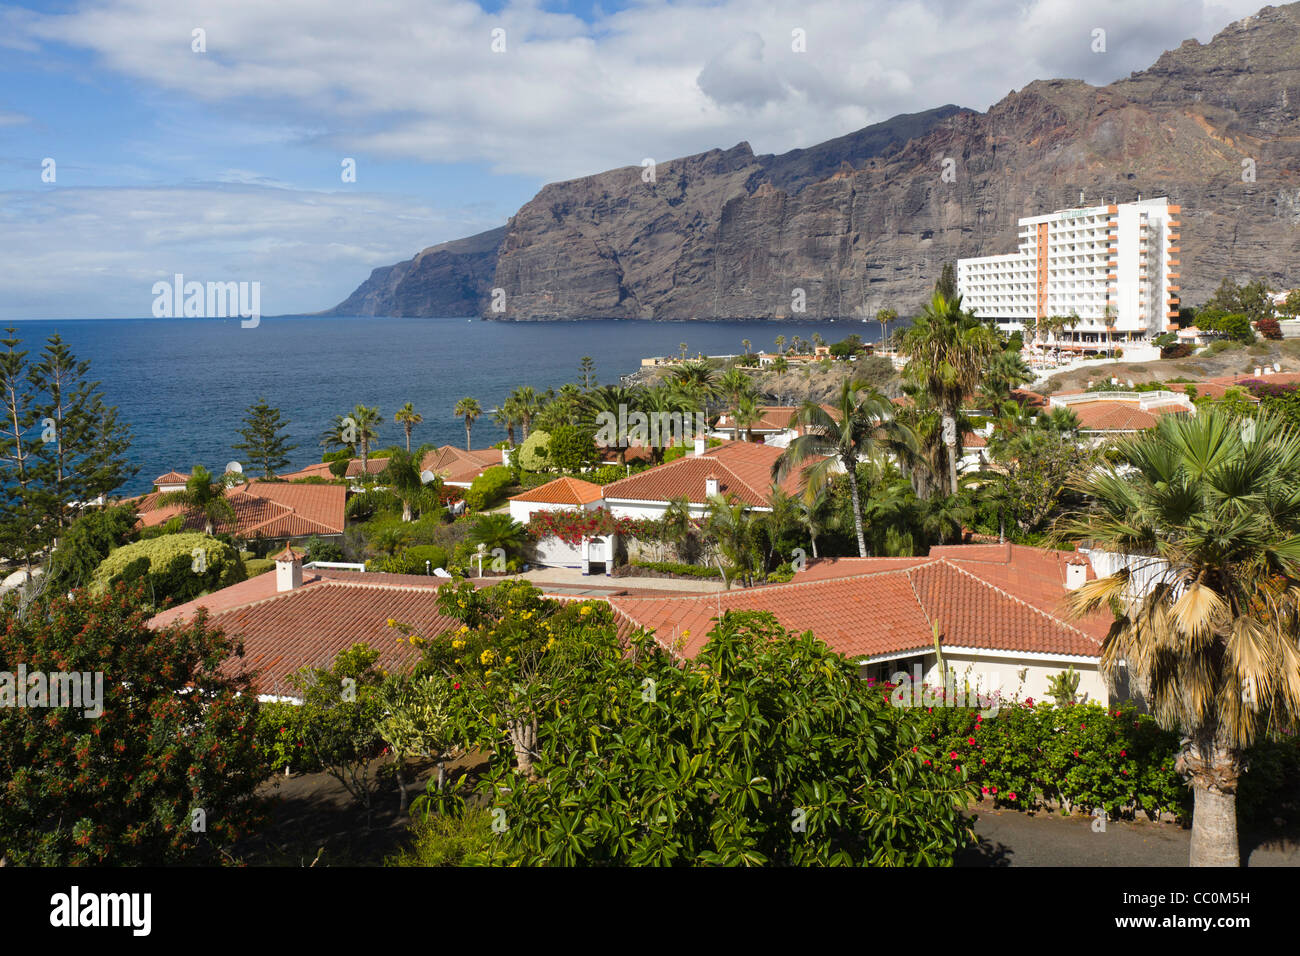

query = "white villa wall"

[{"left": 864, "top": 651, "right": 1111, "bottom": 706}]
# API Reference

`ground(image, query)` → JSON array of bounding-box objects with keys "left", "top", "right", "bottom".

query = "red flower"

[
  {"left": 453, "top": 681, "right": 461, "bottom": 689},
  {"left": 949, "top": 751, "right": 958, "bottom": 759},
  {"left": 1120, "top": 750, "right": 1126, "bottom": 757},
  {"left": 1074, "top": 750, "right": 1079, "bottom": 757},
  {"left": 1024, "top": 697, "right": 1034, "bottom": 706},
  {"left": 967, "top": 737, "right": 976, "bottom": 745},
  {"left": 911, "top": 746, "right": 918, "bottom": 752},
  {"left": 980, "top": 758, "right": 986, "bottom": 765},
  {"left": 1008, "top": 792, "right": 1017, "bottom": 801}
]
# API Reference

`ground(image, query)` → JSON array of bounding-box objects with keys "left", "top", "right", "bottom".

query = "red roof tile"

[
  {"left": 134, "top": 480, "right": 345, "bottom": 538},
  {"left": 510, "top": 476, "right": 604, "bottom": 506},
  {"left": 420, "top": 445, "right": 504, "bottom": 484},
  {"left": 602, "top": 441, "right": 823, "bottom": 507},
  {"left": 610, "top": 544, "right": 1110, "bottom": 661}
]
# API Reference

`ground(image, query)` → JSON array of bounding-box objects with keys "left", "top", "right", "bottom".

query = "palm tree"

[
  {"left": 795, "top": 483, "right": 835, "bottom": 559},
  {"left": 320, "top": 414, "right": 357, "bottom": 458},
  {"left": 735, "top": 394, "right": 763, "bottom": 442},
  {"left": 774, "top": 379, "right": 908, "bottom": 557},
  {"left": 394, "top": 402, "right": 423, "bottom": 453},
  {"left": 583, "top": 385, "right": 639, "bottom": 465},
  {"left": 876, "top": 307, "right": 898, "bottom": 352},
  {"left": 380, "top": 448, "right": 429, "bottom": 522},
  {"left": 669, "top": 360, "right": 719, "bottom": 408},
  {"left": 454, "top": 397, "right": 482, "bottom": 450},
  {"left": 468, "top": 513, "right": 529, "bottom": 566},
  {"left": 155, "top": 465, "right": 235, "bottom": 535},
  {"left": 1058, "top": 408, "right": 1300, "bottom": 867},
  {"left": 774, "top": 334, "right": 786, "bottom": 354},
  {"left": 348, "top": 404, "right": 382, "bottom": 468},
  {"left": 639, "top": 385, "right": 693, "bottom": 462},
  {"left": 979, "top": 349, "right": 1033, "bottom": 409},
  {"left": 901, "top": 291, "right": 1000, "bottom": 495},
  {"left": 718, "top": 367, "right": 754, "bottom": 441},
  {"left": 493, "top": 398, "right": 520, "bottom": 448},
  {"left": 706, "top": 493, "right": 757, "bottom": 589},
  {"left": 511, "top": 386, "right": 541, "bottom": 440},
  {"left": 770, "top": 356, "right": 789, "bottom": 404}
]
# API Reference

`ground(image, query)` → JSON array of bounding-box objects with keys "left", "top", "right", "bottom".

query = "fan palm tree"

[
  {"left": 901, "top": 291, "right": 1000, "bottom": 495},
  {"left": 669, "top": 360, "right": 720, "bottom": 408},
  {"left": 393, "top": 403, "right": 423, "bottom": 453},
  {"left": 794, "top": 483, "right": 835, "bottom": 559},
  {"left": 346, "top": 404, "right": 382, "bottom": 468},
  {"left": 1058, "top": 408, "right": 1300, "bottom": 867},
  {"left": 583, "top": 385, "right": 639, "bottom": 465},
  {"left": 774, "top": 380, "right": 910, "bottom": 557},
  {"left": 156, "top": 465, "right": 236, "bottom": 535},
  {"left": 454, "top": 397, "right": 482, "bottom": 450}
]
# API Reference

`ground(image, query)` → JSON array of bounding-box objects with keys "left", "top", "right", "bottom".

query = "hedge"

[
  {"left": 463, "top": 466, "right": 514, "bottom": 511},
  {"left": 631, "top": 560, "right": 721, "bottom": 578},
  {"left": 93, "top": 532, "right": 246, "bottom": 605}
]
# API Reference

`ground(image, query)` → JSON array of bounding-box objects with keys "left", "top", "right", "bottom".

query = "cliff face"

[{"left": 331, "top": 3, "right": 1300, "bottom": 320}]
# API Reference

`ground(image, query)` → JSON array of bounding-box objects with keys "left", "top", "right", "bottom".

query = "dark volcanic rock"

[
  {"left": 324, "top": 226, "right": 506, "bottom": 317},
  {"left": 330, "top": 2, "right": 1300, "bottom": 320}
]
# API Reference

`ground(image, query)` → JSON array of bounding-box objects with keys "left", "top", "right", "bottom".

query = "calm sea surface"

[{"left": 7, "top": 315, "right": 880, "bottom": 495}]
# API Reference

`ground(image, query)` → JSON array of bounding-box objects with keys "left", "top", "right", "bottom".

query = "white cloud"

[
  {"left": 0, "top": 184, "right": 499, "bottom": 319},
  {"left": 14, "top": 0, "right": 1269, "bottom": 179}
]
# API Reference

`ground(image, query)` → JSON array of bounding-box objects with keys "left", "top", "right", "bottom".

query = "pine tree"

[
  {"left": 232, "top": 398, "right": 297, "bottom": 478},
  {"left": 934, "top": 262, "right": 957, "bottom": 301},
  {"left": 26, "top": 334, "right": 135, "bottom": 534},
  {"left": 0, "top": 329, "right": 42, "bottom": 565}
]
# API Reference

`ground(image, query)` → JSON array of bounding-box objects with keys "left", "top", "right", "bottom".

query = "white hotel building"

[{"left": 957, "top": 197, "right": 1181, "bottom": 356}]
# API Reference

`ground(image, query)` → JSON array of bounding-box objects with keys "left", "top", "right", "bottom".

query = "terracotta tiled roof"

[
  {"left": 150, "top": 570, "right": 452, "bottom": 697},
  {"left": 1068, "top": 401, "right": 1164, "bottom": 432},
  {"left": 510, "top": 476, "right": 604, "bottom": 506},
  {"left": 279, "top": 457, "right": 393, "bottom": 481},
  {"left": 133, "top": 480, "right": 345, "bottom": 538},
  {"left": 420, "top": 445, "right": 504, "bottom": 484},
  {"left": 153, "top": 471, "right": 190, "bottom": 485},
  {"left": 273, "top": 543, "right": 303, "bottom": 563},
  {"left": 602, "top": 440, "right": 823, "bottom": 508},
  {"left": 609, "top": 544, "right": 1110, "bottom": 661}
]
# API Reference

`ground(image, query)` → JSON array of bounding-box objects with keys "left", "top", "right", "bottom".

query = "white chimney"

[
  {"left": 1065, "top": 556, "right": 1088, "bottom": 591},
  {"left": 1254, "top": 367, "right": 1263, "bottom": 377},
  {"left": 705, "top": 473, "right": 719, "bottom": 497},
  {"left": 274, "top": 543, "right": 304, "bottom": 592},
  {"left": 694, "top": 435, "right": 706, "bottom": 457}
]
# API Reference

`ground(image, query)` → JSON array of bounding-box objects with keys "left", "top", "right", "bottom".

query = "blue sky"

[{"left": 0, "top": 0, "right": 1265, "bottom": 318}]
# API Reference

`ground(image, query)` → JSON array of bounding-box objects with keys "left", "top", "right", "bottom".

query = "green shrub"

[
  {"left": 765, "top": 562, "right": 795, "bottom": 583},
  {"left": 346, "top": 488, "right": 401, "bottom": 521},
  {"left": 44, "top": 505, "right": 138, "bottom": 594},
  {"left": 518, "top": 430, "right": 551, "bottom": 472},
  {"left": 463, "top": 466, "right": 514, "bottom": 511},
  {"left": 244, "top": 557, "right": 275, "bottom": 577},
  {"left": 370, "top": 545, "right": 450, "bottom": 575},
  {"left": 632, "top": 560, "right": 721, "bottom": 578},
  {"left": 548, "top": 425, "right": 597, "bottom": 472},
  {"left": 388, "top": 807, "right": 495, "bottom": 866},
  {"left": 303, "top": 535, "right": 344, "bottom": 563},
  {"left": 92, "top": 532, "right": 246, "bottom": 605}
]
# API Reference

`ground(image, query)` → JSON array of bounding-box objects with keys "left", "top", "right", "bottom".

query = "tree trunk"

[
  {"left": 395, "top": 761, "right": 409, "bottom": 814},
  {"left": 809, "top": 534, "right": 818, "bottom": 559},
  {"left": 508, "top": 717, "right": 539, "bottom": 779},
  {"left": 465, "top": 423, "right": 472, "bottom": 451},
  {"left": 846, "top": 459, "right": 869, "bottom": 557},
  {"left": 1179, "top": 739, "right": 1242, "bottom": 867}
]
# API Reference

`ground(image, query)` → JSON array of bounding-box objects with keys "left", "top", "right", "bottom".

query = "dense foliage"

[{"left": 91, "top": 532, "right": 246, "bottom": 606}]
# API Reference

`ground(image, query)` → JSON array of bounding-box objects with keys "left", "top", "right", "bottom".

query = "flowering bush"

[
  {"left": 902, "top": 697, "right": 1186, "bottom": 818},
  {"left": 526, "top": 507, "right": 657, "bottom": 546}
]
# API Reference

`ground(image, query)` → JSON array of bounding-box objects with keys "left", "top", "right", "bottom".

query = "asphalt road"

[{"left": 958, "top": 808, "right": 1300, "bottom": 867}]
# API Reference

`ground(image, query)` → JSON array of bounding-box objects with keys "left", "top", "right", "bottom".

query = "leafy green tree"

[
  {"left": 25, "top": 334, "right": 136, "bottom": 532},
  {"left": 0, "top": 586, "right": 266, "bottom": 864},
  {"left": 381, "top": 448, "right": 437, "bottom": 522},
  {"left": 1059, "top": 408, "right": 1300, "bottom": 867},
  {"left": 934, "top": 262, "right": 957, "bottom": 302},
  {"left": 43, "top": 504, "right": 137, "bottom": 595},
  {"left": 92, "top": 531, "right": 246, "bottom": 606},
  {"left": 284, "top": 644, "right": 388, "bottom": 826},
  {"left": 518, "top": 429, "right": 551, "bottom": 472},
  {"left": 454, "top": 397, "right": 481, "bottom": 450},
  {"left": 394, "top": 402, "right": 424, "bottom": 452},
  {"left": 1202, "top": 277, "right": 1273, "bottom": 325},
  {"left": 457, "top": 610, "right": 977, "bottom": 865},
  {"left": 547, "top": 424, "right": 597, "bottom": 472},
  {"left": 232, "top": 398, "right": 297, "bottom": 479},
  {"left": 156, "top": 465, "right": 236, "bottom": 535}
]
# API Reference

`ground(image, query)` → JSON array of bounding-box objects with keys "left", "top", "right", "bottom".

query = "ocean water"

[{"left": 5, "top": 315, "right": 880, "bottom": 495}]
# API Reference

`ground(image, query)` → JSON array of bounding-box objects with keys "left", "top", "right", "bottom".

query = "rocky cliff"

[{"left": 331, "top": 3, "right": 1300, "bottom": 320}]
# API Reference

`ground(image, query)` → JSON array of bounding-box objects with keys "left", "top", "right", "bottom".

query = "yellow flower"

[
  {"left": 480, "top": 649, "right": 496, "bottom": 665},
  {"left": 452, "top": 639, "right": 466, "bottom": 650},
  {"left": 386, "top": 618, "right": 396, "bottom": 628},
  {"left": 505, "top": 655, "right": 513, "bottom": 664},
  {"left": 579, "top": 605, "right": 592, "bottom": 617}
]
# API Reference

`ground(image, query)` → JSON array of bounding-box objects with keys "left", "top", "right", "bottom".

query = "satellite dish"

[
  {"left": 1126, "top": 380, "right": 1134, "bottom": 388},
  {"left": 420, "top": 469, "right": 436, "bottom": 484},
  {"left": 1275, "top": 362, "right": 1282, "bottom": 372},
  {"left": 225, "top": 461, "right": 243, "bottom": 476}
]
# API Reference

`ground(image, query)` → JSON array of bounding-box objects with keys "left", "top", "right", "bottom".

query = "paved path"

[{"left": 959, "top": 808, "right": 1300, "bottom": 867}]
